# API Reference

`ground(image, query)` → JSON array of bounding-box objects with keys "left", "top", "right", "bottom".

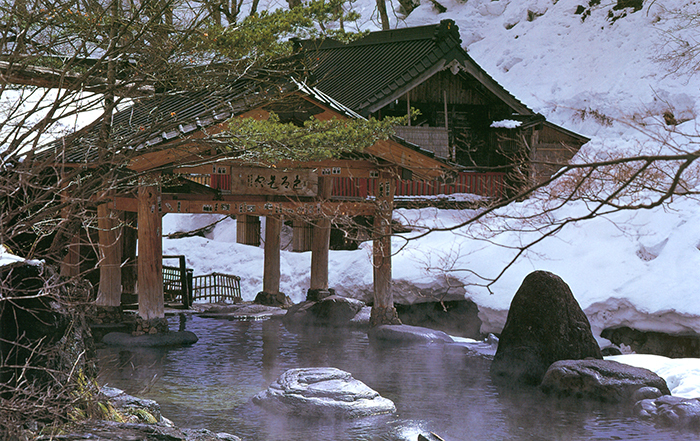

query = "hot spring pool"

[{"left": 95, "top": 314, "right": 693, "bottom": 441}]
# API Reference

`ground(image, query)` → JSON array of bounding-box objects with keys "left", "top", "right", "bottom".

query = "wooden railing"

[
  {"left": 162, "top": 255, "right": 241, "bottom": 306},
  {"left": 332, "top": 172, "right": 506, "bottom": 199},
  {"left": 192, "top": 273, "right": 242, "bottom": 304}
]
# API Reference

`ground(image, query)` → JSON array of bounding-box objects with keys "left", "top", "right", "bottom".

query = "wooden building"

[
  {"left": 44, "top": 20, "right": 588, "bottom": 325},
  {"left": 44, "top": 73, "right": 450, "bottom": 326},
  {"left": 296, "top": 19, "right": 589, "bottom": 189}
]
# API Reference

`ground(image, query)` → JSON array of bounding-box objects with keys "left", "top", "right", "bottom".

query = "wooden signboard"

[{"left": 230, "top": 167, "right": 318, "bottom": 197}]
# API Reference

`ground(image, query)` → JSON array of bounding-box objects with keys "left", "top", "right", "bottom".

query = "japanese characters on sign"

[
  {"left": 161, "top": 200, "right": 325, "bottom": 216},
  {"left": 230, "top": 167, "right": 318, "bottom": 196}
]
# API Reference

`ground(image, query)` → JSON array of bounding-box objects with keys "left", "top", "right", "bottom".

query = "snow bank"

[{"left": 608, "top": 354, "right": 700, "bottom": 398}]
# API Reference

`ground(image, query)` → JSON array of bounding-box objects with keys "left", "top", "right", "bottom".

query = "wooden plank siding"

[{"left": 331, "top": 172, "right": 505, "bottom": 199}]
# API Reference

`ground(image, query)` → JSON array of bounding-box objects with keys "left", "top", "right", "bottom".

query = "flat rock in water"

[
  {"left": 368, "top": 324, "right": 454, "bottom": 344},
  {"left": 102, "top": 331, "right": 198, "bottom": 347},
  {"left": 252, "top": 367, "right": 396, "bottom": 418},
  {"left": 199, "top": 304, "right": 285, "bottom": 320},
  {"left": 100, "top": 386, "right": 162, "bottom": 421},
  {"left": 540, "top": 359, "right": 670, "bottom": 403},
  {"left": 635, "top": 395, "right": 700, "bottom": 430},
  {"left": 283, "top": 295, "right": 365, "bottom": 328}
]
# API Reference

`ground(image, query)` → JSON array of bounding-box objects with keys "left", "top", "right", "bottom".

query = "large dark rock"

[
  {"left": 252, "top": 367, "right": 396, "bottom": 418},
  {"left": 540, "top": 359, "right": 670, "bottom": 402},
  {"left": 283, "top": 295, "right": 364, "bottom": 328},
  {"left": 635, "top": 395, "right": 700, "bottom": 431},
  {"left": 490, "top": 271, "right": 602, "bottom": 385}
]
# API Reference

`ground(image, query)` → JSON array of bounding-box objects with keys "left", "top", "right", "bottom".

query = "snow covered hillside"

[{"left": 162, "top": 0, "right": 700, "bottom": 344}]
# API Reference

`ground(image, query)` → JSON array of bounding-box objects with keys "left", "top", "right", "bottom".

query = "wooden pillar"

[
  {"left": 121, "top": 211, "right": 138, "bottom": 297},
  {"left": 96, "top": 204, "right": 122, "bottom": 307},
  {"left": 60, "top": 233, "right": 81, "bottom": 278},
  {"left": 236, "top": 214, "right": 261, "bottom": 246},
  {"left": 370, "top": 170, "right": 401, "bottom": 327},
  {"left": 308, "top": 176, "right": 332, "bottom": 301},
  {"left": 292, "top": 220, "right": 313, "bottom": 252},
  {"left": 262, "top": 216, "right": 281, "bottom": 295},
  {"left": 137, "top": 178, "right": 164, "bottom": 320},
  {"left": 58, "top": 171, "right": 81, "bottom": 278}
]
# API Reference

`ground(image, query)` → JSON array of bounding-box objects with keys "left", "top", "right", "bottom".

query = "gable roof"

[{"left": 296, "top": 19, "right": 532, "bottom": 116}]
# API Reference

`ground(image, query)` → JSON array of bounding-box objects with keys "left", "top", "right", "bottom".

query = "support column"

[
  {"left": 60, "top": 233, "right": 81, "bottom": 278},
  {"left": 59, "top": 172, "right": 81, "bottom": 277},
  {"left": 236, "top": 214, "right": 261, "bottom": 246},
  {"left": 308, "top": 176, "right": 332, "bottom": 301},
  {"left": 262, "top": 216, "right": 281, "bottom": 295},
  {"left": 137, "top": 178, "right": 164, "bottom": 320},
  {"left": 121, "top": 211, "right": 138, "bottom": 301},
  {"left": 96, "top": 204, "right": 122, "bottom": 307},
  {"left": 370, "top": 170, "right": 401, "bottom": 327},
  {"left": 292, "top": 220, "right": 313, "bottom": 252},
  {"left": 256, "top": 215, "right": 288, "bottom": 307}
]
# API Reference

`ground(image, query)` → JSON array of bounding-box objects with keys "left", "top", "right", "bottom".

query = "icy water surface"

[{"left": 97, "top": 315, "right": 692, "bottom": 441}]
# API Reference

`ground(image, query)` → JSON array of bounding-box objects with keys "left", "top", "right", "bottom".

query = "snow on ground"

[{"left": 608, "top": 354, "right": 700, "bottom": 398}]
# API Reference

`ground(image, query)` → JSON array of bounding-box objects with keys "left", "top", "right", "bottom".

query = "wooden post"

[
  {"left": 236, "top": 214, "right": 261, "bottom": 246},
  {"left": 308, "top": 176, "right": 332, "bottom": 301},
  {"left": 59, "top": 180, "right": 81, "bottom": 277},
  {"left": 292, "top": 219, "right": 313, "bottom": 252},
  {"left": 178, "top": 255, "right": 191, "bottom": 308},
  {"left": 370, "top": 170, "right": 401, "bottom": 327},
  {"left": 262, "top": 216, "right": 281, "bottom": 295},
  {"left": 121, "top": 211, "right": 138, "bottom": 298},
  {"left": 96, "top": 204, "right": 122, "bottom": 307},
  {"left": 60, "top": 233, "right": 81, "bottom": 278},
  {"left": 137, "top": 178, "right": 164, "bottom": 320}
]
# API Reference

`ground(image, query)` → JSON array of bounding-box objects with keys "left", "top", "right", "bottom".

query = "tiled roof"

[
  {"left": 39, "top": 77, "right": 285, "bottom": 164},
  {"left": 296, "top": 19, "right": 532, "bottom": 116}
]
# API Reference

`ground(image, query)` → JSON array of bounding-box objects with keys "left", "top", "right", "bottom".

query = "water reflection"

[{"left": 96, "top": 315, "right": 693, "bottom": 441}]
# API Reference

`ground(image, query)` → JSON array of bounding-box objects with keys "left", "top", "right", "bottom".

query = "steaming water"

[{"left": 96, "top": 315, "right": 692, "bottom": 441}]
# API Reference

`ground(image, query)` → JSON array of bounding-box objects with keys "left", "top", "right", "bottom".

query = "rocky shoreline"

[{"left": 36, "top": 387, "right": 242, "bottom": 441}]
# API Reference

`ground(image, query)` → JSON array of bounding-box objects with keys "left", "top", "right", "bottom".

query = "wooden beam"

[
  {"left": 174, "top": 159, "right": 381, "bottom": 179},
  {"left": 137, "top": 178, "right": 164, "bottom": 320},
  {"left": 262, "top": 216, "right": 281, "bottom": 295},
  {"left": 96, "top": 204, "right": 122, "bottom": 307},
  {"left": 367, "top": 139, "right": 451, "bottom": 180},
  {"left": 126, "top": 122, "right": 228, "bottom": 172},
  {"left": 109, "top": 196, "right": 376, "bottom": 216}
]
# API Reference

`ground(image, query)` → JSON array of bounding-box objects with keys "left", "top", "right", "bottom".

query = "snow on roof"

[{"left": 490, "top": 119, "right": 522, "bottom": 129}]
